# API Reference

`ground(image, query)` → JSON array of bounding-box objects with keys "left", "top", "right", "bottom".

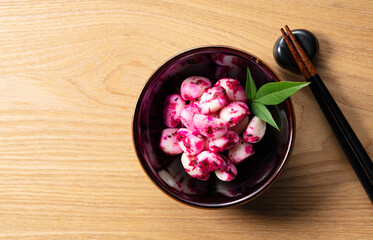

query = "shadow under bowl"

[{"left": 133, "top": 46, "right": 295, "bottom": 208}]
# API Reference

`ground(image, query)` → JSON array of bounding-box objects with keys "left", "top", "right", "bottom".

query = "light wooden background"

[{"left": 0, "top": 1, "right": 372, "bottom": 239}]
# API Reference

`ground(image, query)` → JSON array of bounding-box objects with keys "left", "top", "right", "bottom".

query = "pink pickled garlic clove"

[
  {"left": 243, "top": 116, "right": 267, "bottom": 143},
  {"left": 176, "top": 128, "right": 205, "bottom": 155},
  {"left": 193, "top": 114, "right": 228, "bottom": 139},
  {"left": 181, "top": 153, "right": 210, "bottom": 181},
  {"left": 228, "top": 138, "right": 255, "bottom": 164},
  {"left": 179, "top": 103, "right": 200, "bottom": 130},
  {"left": 219, "top": 102, "right": 249, "bottom": 127},
  {"left": 198, "top": 86, "right": 228, "bottom": 114},
  {"left": 208, "top": 130, "right": 239, "bottom": 152},
  {"left": 215, "top": 78, "right": 247, "bottom": 102},
  {"left": 180, "top": 76, "right": 212, "bottom": 101},
  {"left": 215, "top": 158, "right": 238, "bottom": 182},
  {"left": 159, "top": 128, "right": 183, "bottom": 155},
  {"left": 195, "top": 151, "right": 227, "bottom": 173},
  {"left": 163, "top": 94, "right": 186, "bottom": 128}
]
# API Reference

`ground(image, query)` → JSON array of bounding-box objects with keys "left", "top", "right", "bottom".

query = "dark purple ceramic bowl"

[{"left": 133, "top": 46, "right": 295, "bottom": 208}]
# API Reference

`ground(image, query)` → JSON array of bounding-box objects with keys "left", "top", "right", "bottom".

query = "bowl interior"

[{"left": 133, "top": 47, "right": 294, "bottom": 208}]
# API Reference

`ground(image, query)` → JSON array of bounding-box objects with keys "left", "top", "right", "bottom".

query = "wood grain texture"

[{"left": 0, "top": 0, "right": 372, "bottom": 239}]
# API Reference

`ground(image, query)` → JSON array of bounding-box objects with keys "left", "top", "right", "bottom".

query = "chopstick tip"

[{"left": 284, "top": 25, "right": 291, "bottom": 33}]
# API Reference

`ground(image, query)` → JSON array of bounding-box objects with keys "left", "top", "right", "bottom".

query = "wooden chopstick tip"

[
  {"left": 279, "top": 26, "right": 311, "bottom": 79},
  {"left": 284, "top": 25, "right": 291, "bottom": 33},
  {"left": 280, "top": 28, "right": 288, "bottom": 39}
]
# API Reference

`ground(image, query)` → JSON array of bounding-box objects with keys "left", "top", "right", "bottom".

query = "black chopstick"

[
  {"left": 309, "top": 74, "right": 373, "bottom": 181},
  {"left": 308, "top": 79, "right": 373, "bottom": 203},
  {"left": 281, "top": 26, "right": 373, "bottom": 203}
]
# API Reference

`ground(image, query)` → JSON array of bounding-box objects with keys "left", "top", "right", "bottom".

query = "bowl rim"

[{"left": 132, "top": 45, "right": 296, "bottom": 208}]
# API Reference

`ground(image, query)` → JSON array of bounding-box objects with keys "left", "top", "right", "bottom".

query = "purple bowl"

[{"left": 133, "top": 46, "right": 295, "bottom": 208}]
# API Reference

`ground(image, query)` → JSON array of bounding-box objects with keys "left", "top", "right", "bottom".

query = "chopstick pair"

[{"left": 281, "top": 25, "right": 373, "bottom": 203}]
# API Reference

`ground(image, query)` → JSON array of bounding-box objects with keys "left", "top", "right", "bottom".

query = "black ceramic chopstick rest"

[{"left": 273, "top": 29, "right": 319, "bottom": 73}]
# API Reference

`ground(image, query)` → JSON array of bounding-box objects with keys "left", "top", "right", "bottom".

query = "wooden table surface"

[{"left": 0, "top": 1, "right": 372, "bottom": 239}]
